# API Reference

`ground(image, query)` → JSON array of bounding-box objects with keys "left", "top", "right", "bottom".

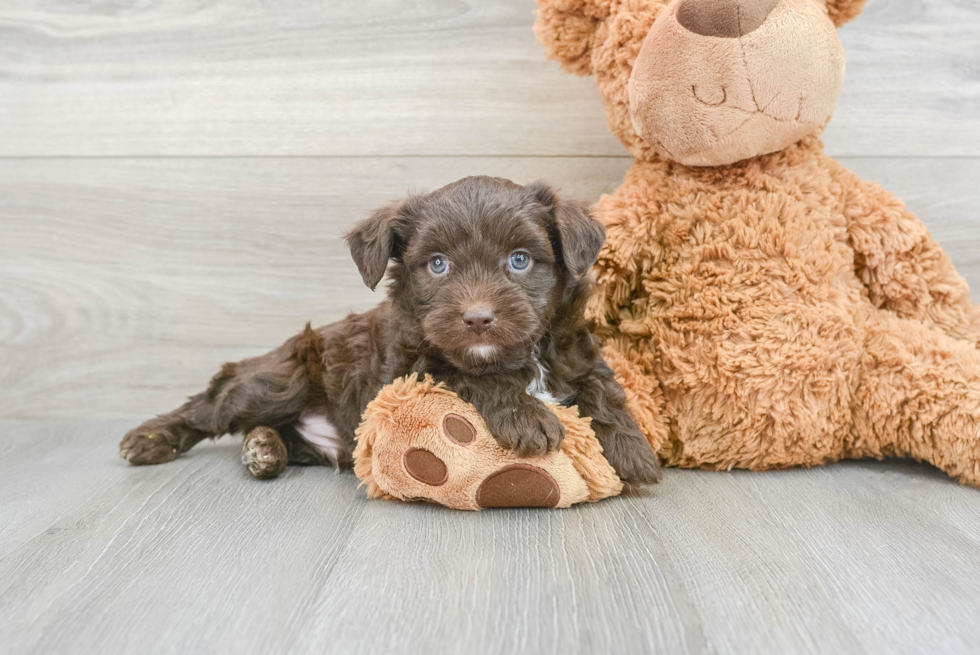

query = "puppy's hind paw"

[
  {"left": 120, "top": 426, "right": 180, "bottom": 465},
  {"left": 242, "top": 427, "right": 288, "bottom": 480}
]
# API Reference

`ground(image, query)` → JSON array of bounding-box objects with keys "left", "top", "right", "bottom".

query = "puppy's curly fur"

[{"left": 120, "top": 176, "right": 661, "bottom": 484}]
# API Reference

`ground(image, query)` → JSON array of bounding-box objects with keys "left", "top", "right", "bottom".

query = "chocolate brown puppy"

[{"left": 120, "top": 176, "right": 662, "bottom": 484}]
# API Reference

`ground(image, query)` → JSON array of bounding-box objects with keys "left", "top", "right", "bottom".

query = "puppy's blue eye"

[
  {"left": 429, "top": 256, "right": 449, "bottom": 275},
  {"left": 508, "top": 251, "right": 531, "bottom": 271}
]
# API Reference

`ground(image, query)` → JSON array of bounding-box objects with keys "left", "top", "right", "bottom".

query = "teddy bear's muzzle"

[{"left": 627, "top": 0, "right": 845, "bottom": 167}]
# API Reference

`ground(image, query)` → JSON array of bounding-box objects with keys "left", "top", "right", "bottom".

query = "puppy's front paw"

[
  {"left": 120, "top": 424, "right": 180, "bottom": 465},
  {"left": 487, "top": 398, "right": 565, "bottom": 457},
  {"left": 594, "top": 422, "right": 661, "bottom": 485},
  {"left": 616, "top": 445, "right": 662, "bottom": 485}
]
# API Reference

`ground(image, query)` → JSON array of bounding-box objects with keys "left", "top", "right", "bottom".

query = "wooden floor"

[
  {"left": 3, "top": 421, "right": 980, "bottom": 655},
  {"left": 1, "top": 0, "right": 979, "bottom": 653}
]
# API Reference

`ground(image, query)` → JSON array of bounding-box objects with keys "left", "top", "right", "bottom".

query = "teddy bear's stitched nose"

[{"left": 676, "top": 0, "right": 779, "bottom": 38}]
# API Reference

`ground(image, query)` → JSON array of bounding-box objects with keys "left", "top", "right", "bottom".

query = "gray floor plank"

[
  {"left": 0, "top": 0, "right": 976, "bottom": 157},
  {"left": 1, "top": 155, "right": 977, "bottom": 421},
  {"left": 1, "top": 420, "right": 979, "bottom": 655},
  {"left": 0, "top": 420, "right": 365, "bottom": 655}
]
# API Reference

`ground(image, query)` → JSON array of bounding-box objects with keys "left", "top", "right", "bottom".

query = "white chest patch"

[
  {"left": 293, "top": 409, "right": 349, "bottom": 467},
  {"left": 526, "top": 354, "right": 559, "bottom": 405}
]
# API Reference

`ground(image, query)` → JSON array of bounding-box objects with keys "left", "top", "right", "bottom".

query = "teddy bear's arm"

[
  {"left": 587, "top": 239, "right": 642, "bottom": 340},
  {"left": 582, "top": 182, "right": 649, "bottom": 335},
  {"left": 586, "top": 251, "right": 620, "bottom": 337},
  {"left": 842, "top": 172, "right": 980, "bottom": 345}
]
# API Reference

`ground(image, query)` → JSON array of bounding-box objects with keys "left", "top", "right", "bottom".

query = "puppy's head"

[{"left": 345, "top": 176, "right": 604, "bottom": 372}]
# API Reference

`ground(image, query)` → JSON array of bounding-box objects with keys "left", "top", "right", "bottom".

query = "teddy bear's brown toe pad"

[
  {"left": 443, "top": 413, "right": 477, "bottom": 445},
  {"left": 476, "top": 464, "right": 560, "bottom": 508},
  {"left": 403, "top": 448, "right": 448, "bottom": 486}
]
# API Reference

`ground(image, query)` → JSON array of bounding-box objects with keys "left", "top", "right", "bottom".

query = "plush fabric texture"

[
  {"left": 353, "top": 375, "right": 624, "bottom": 510},
  {"left": 537, "top": 0, "right": 980, "bottom": 486}
]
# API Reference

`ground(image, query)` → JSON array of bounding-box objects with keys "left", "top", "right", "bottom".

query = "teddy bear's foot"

[
  {"left": 930, "top": 416, "right": 980, "bottom": 488},
  {"left": 852, "top": 312, "right": 980, "bottom": 488},
  {"left": 353, "top": 376, "right": 623, "bottom": 510},
  {"left": 242, "top": 427, "right": 288, "bottom": 480}
]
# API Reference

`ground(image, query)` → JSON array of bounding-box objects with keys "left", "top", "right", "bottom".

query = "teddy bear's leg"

[{"left": 851, "top": 311, "right": 980, "bottom": 486}]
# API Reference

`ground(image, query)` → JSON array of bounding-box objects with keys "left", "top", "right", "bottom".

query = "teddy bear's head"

[{"left": 536, "top": 0, "right": 867, "bottom": 166}]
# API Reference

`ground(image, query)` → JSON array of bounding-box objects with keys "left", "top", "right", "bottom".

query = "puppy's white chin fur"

[{"left": 468, "top": 345, "right": 498, "bottom": 359}]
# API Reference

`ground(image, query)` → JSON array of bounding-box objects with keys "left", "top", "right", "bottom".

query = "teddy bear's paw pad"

[
  {"left": 476, "top": 464, "right": 560, "bottom": 508},
  {"left": 403, "top": 448, "right": 448, "bottom": 486},
  {"left": 443, "top": 413, "right": 476, "bottom": 446}
]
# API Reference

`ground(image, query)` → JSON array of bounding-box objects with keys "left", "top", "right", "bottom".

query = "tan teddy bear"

[{"left": 531, "top": 0, "right": 980, "bottom": 485}]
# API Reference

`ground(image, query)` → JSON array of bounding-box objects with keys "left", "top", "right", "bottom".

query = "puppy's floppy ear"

[
  {"left": 345, "top": 197, "right": 414, "bottom": 291},
  {"left": 527, "top": 181, "right": 605, "bottom": 279}
]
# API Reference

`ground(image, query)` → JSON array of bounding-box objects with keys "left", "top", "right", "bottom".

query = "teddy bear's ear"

[
  {"left": 823, "top": 0, "right": 869, "bottom": 27},
  {"left": 534, "top": 0, "right": 611, "bottom": 76}
]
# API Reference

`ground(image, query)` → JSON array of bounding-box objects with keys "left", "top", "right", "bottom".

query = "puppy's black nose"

[{"left": 462, "top": 307, "right": 495, "bottom": 334}]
